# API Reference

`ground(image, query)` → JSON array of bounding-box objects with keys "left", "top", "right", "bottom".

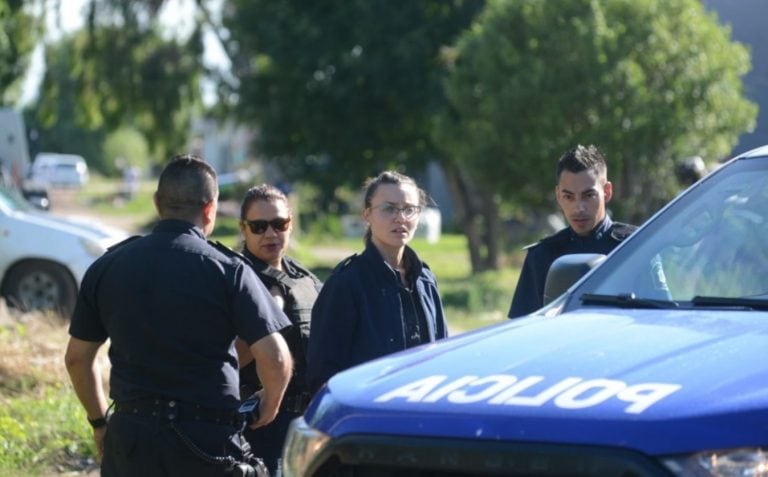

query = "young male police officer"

[
  {"left": 64, "top": 155, "right": 293, "bottom": 476},
  {"left": 508, "top": 145, "right": 636, "bottom": 318}
]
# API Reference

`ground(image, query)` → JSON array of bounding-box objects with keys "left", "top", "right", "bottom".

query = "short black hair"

[
  {"left": 239, "top": 184, "right": 290, "bottom": 221},
  {"left": 556, "top": 144, "right": 607, "bottom": 183},
  {"left": 155, "top": 154, "right": 218, "bottom": 220}
]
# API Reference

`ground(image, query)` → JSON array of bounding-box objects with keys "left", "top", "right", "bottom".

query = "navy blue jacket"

[
  {"left": 508, "top": 217, "right": 636, "bottom": 318},
  {"left": 307, "top": 241, "right": 448, "bottom": 393},
  {"left": 69, "top": 219, "right": 291, "bottom": 409}
]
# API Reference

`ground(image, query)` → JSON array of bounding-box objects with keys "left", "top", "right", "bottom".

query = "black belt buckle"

[{"left": 115, "top": 399, "right": 239, "bottom": 426}]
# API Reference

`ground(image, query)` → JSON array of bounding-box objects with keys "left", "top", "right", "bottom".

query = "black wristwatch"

[{"left": 87, "top": 416, "right": 108, "bottom": 429}]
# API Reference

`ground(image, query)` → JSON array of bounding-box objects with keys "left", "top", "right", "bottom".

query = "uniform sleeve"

[
  {"left": 508, "top": 249, "right": 544, "bottom": 319},
  {"left": 420, "top": 269, "right": 449, "bottom": 340},
  {"left": 232, "top": 264, "right": 292, "bottom": 345},
  {"left": 306, "top": 270, "right": 359, "bottom": 394},
  {"left": 431, "top": 287, "right": 449, "bottom": 340},
  {"left": 69, "top": 264, "right": 108, "bottom": 343}
]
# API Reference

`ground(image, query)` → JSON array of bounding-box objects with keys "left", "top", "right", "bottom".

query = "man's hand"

[{"left": 65, "top": 337, "right": 109, "bottom": 448}]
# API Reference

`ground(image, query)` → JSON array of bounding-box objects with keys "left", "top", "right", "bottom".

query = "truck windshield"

[{"left": 572, "top": 156, "right": 768, "bottom": 308}]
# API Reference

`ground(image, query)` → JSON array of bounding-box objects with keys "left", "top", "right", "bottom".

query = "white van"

[{"left": 29, "top": 153, "right": 89, "bottom": 188}]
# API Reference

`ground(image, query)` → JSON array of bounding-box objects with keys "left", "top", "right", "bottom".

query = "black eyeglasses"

[
  {"left": 242, "top": 217, "right": 291, "bottom": 234},
  {"left": 369, "top": 203, "right": 423, "bottom": 220}
]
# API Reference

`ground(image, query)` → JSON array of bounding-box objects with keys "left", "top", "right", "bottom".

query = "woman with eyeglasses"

[
  {"left": 235, "top": 184, "right": 322, "bottom": 477},
  {"left": 306, "top": 170, "right": 448, "bottom": 394}
]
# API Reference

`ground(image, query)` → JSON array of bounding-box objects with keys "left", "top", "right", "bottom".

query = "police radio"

[{"left": 238, "top": 397, "right": 261, "bottom": 426}]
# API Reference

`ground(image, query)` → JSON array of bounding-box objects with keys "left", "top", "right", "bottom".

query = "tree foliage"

[
  {"left": 436, "top": 0, "right": 757, "bottom": 222},
  {"left": 102, "top": 127, "right": 150, "bottom": 176},
  {"left": 25, "top": 38, "right": 105, "bottom": 171},
  {"left": 221, "top": 0, "right": 483, "bottom": 194},
  {"left": 0, "top": 0, "right": 40, "bottom": 106},
  {"left": 35, "top": 1, "right": 205, "bottom": 163}
]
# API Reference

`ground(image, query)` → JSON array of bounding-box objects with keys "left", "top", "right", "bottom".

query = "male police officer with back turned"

[
  {"left": 508, "top": 145, "right": 636, "bottom": 318},
  {"left": 64, "top": 154, "right": 293, "bottom": 476}
]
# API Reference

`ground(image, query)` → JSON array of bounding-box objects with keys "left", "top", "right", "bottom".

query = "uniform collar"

[
  {"left": 362, "top": 240, "right": 423, "bottom": 281},
  {"left": 569, "top": 216, "right": 613, "bottom": 241},
  {"left": 153, "top": 219, "right": 206, "bottom": 240}
]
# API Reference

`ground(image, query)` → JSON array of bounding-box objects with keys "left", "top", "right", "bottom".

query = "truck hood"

[
  {"left": 24, "top": 210, "right": 128, "bottom": 243},
  {"left": 307, "top": 309, "right": 768, "bottom": 455}
]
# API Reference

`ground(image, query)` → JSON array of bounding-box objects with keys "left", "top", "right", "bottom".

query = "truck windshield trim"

[
  {"left": 691, "top": 295, "right": 768, "bottom": 311},
  {"left": 579, "top": 293, "right": 680, "bottom": 309}
]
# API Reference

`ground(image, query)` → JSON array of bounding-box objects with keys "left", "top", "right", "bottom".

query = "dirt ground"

[{"left": 46, "top": 188, "right": 148, "bottom": 234}]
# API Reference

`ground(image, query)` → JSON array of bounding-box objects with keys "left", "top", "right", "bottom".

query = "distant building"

[
  {"left": 0, "top": 108, "right": 32, "bottom": 187},
  {"left": 189, "top": 117, "right": 258, "bottom": 174},
  {"left": 704, "top": 0, "right": 768, "bottom": 156}
]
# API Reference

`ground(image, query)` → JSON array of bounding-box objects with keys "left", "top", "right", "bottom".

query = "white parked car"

[
  {"left": 0, "top": 186, "right": 127, "bottom": 316},
  {"left": 28, "top": 153, "right": 90, "bottom": 188}
]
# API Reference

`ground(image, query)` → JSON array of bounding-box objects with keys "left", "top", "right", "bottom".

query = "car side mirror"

[{"left": 543, "top": 253, "right": 607, "bottom": 306}]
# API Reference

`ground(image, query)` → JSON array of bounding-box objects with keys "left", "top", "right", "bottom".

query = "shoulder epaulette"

[
  {"left": 283, "top": 256, "right": 323, "bottom": 287},
  {"left": 333, "top": 253, "right": 359, "bottom": 272},
  {"left": 208, "top": 240, "right": 251, "bottom": 264},
  {"left": 283, "top": 256, "right": 312, "bottom": 276},
  {"left": 524, "top": 228, "right": 569, "bottom": 250},
  {"left": 106, "top": 235, "right": 141, "bottom": 253},
  {"left": 609, "top": 222, "right": 638, "bottom": 241},
  {"left": 521, "top": 241, "right": 541, "bottom": 251}
]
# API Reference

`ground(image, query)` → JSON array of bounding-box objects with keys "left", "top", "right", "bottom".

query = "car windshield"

[{"left": 570, "top": 154, "right": 768, "bottom": 309}]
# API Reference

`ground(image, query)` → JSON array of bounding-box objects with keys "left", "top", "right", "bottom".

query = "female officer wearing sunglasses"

[
  {"left": 236, "top": 184, "right": 322, "bottom": 477},
  {"left": 307, "top": 171, "right": 449, "bottom": 394}
]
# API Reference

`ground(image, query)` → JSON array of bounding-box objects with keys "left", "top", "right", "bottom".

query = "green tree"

[
  {"left": 436, "top": 0, "right": 757, "bottom": 269},
  {"left": 0, "top": 0, "right": 40, "bottom": 106},
  {"left": 220, "top": 0, "right": 483, "bottom": 201},
  {"left": 35, "top": 1, "right": 205, "bottom": 164},
  {"left": 102, "top": 126, "right": 150, "bottom": 177},
  {"left": 25, "top": 37, "right": 105, "bottom": 171}
]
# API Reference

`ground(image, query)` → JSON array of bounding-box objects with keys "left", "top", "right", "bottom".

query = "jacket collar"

[
  {"left": 568, "top": 215, "right": 613, "bottom": 242},
  {"left": 153, "top": 219, "right": 206, "bottom": 240},
  {"left": 361, "top": 240, "right": 423, "bottom": 282}
]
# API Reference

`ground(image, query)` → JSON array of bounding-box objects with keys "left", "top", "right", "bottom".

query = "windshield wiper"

[
  {"left": 691, "top": 296, "right": 768, "bottom": 311},
  {"left": 580, "top": 293, "right": 680, "bottom": 309}
]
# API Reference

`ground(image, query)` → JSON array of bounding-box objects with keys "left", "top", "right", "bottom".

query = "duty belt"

[{"left": 114, "top": 398, "right": 242, "bottom": 426}]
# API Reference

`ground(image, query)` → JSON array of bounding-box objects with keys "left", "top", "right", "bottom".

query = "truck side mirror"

[{"left": 543, "top": 253, "right": 606, "bottom": 306}]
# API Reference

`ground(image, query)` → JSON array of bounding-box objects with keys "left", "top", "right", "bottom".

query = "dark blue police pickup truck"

[{"left": 283, "top": 145, "right": 768, "bottom": 477}]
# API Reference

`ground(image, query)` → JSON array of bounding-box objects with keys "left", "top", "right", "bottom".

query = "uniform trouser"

[
  {"left": 102, "top": 411, "right": 261, "bottom": 476},
  {"left": 243, "top": 409, "right": 301, "bottom": 477}
]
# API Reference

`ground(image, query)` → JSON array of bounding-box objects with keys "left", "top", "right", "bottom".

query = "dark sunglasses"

[{"left": 242, "top": 217, "right": 291, "bottom": 234}]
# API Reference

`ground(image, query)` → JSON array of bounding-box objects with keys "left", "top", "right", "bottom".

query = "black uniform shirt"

[
  {"left": 508, "top": 216, "right": 636, "bottom": 318},
  {"left": 69, "top": 219, "right": 291, "bottom": 409}
]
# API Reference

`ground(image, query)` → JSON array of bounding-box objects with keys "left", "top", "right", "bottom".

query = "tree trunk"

[
  {"left": 442, "top": 162, "right": 501, "bottom": 273},
  {"left": 480, "top": 193, "right": 501, "bottom": 270}
]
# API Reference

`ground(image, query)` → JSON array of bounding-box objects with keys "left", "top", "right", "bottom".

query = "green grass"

[{"left": 0, "top": 386, "right": 95, "bottom": 475}]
